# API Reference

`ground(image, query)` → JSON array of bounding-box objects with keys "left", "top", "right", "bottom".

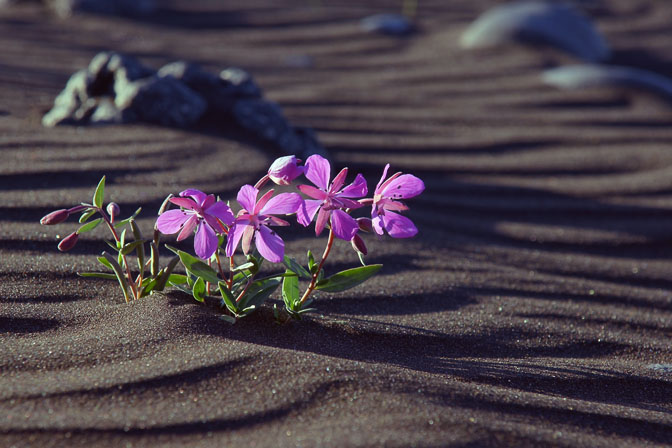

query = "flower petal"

[
  {"left": 372, "top": 215, "right": 385, "bottom": 236},
  {"left": 330, "top": 209, "right": 359, "bottom": 241},
  {"left": 156, "top": 209, "right": 191, "bottom": 234},
  {"left": 201, "top": 194, "right": 216, "bottom": 210},
  {"left": 180, "top": 189, "right": 207, "bottom": 205},
  {"left": 297, "top": 184, "right": 328, "bottom": 200},
  {"left": 330, "top": 167, "right": 348, "bottom": 193},
  {"left": 375, "top": 164, "right": 390, "bottom": 195},
  {"left": 315, "top": 207, "right": 330, "bottom": 236},
  {"left": 254, "top": 189, "right": 275, "bottom": 214},
  {"left": 268, "top": 216, "right": 290, "bottom": 226},
  {"left": 260, "top": 192, "right": 303, "bottom": 216},
  {"left": 255, "top": 225, "right": 284, "bottom": 263},
  {"left": 177, "top": 215, "right": 199, "bottom": 241},
  {"left": 304, "top": 154, "right": 330, "bottom": 190},
  {"left": 194, "top": 221, "right": 219, "bottom": 259},
  {"left": 297, "top": 199, "right": 322, "bottom": 227},
  {"left": 169, "top": 197, "right": 199, "bottom": 211},
  {"left": 382, "top": 174, "right": 425, "bottom": 200},
  {"left": 204, "top": 201, "right": 234, "bottom": 226},
  {"left": 225, "top": 219, "right": 249, "bottom": 257},
  {"left": 381, "top": 210, "right": 418, "bottom": 238},
  {"left": 241, "top": 224, "right": 255, "bottom": 255},
  {"left": 237, "top": 185, "right": 258, "bottom": 213},
  {"left": 339, "top": 173, "right": 368, "bottom": 198}
]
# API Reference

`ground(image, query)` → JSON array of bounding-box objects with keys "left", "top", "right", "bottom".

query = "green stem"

[
  {"left": 100, "top": 208, "right": 138, "bottom": 301},
  {"left": 299, "top": 226, "right": 335, "bottom": 305}
]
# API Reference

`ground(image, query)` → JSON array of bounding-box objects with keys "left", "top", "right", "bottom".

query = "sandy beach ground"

[{"left": 1, "top": 1, "right": 671, "bottom": 446}]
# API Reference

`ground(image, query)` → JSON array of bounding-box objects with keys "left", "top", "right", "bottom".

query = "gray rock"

[
  {"left": 90, "top": 98, "right": 124, "bottom": 124},
  {"left": 220, "top": 68, "right": 262, "bottom": 99},
  {"left": 460, "top": 1, "right": 609, "bottom": 62},
  {"left": 115, "top": 75, "right": 207, "bottom": 127},
  {"left": 42, "top": 69, "right": 90, "bottom": 127},
  {"left": 542, "top": 64, "right": 672, "bottom": 99},
  {"left": 360, "top": 13, "right": 415, "bottom": 36}
]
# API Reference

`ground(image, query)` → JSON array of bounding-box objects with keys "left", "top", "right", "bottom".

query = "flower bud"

[
  {"left": 57, "top": 232, "right": 79, "bottom": 252},
  {"left": 106, "top": 202, "right": 120, "bottom": 223},
  {"left": 40, "top": 209, "right": 70, "bottom": 226},
  {"left": 268, "top": 155, "right": 304, "bottom": 186},
  {"left": 351, "top": 233, "right": 368, "bottom": 256},
  {"left": 356, "top": 217, "right": 373, "bottom": 233}
]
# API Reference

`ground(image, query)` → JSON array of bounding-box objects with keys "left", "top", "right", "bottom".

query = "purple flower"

[
  {"left": 372, "top": 164, "right": 424, "bottom": 238},
  {"left": 268, "top": 155, "right": 304, "bottom": 186},
  {"left": 297, "top": 154, "right": 367, "bottom": 241},
  {"left": 58, "top": 232, "right": 79, "bottom": 251},
  {"left": 226, "top": 185, "right": 303, "bottom": 263},
  {"left": 40, "top": 209, "right": 70, "bottom": 226},
  {"left": 156, "top": 189, "right": 234, "bottom": 260}
]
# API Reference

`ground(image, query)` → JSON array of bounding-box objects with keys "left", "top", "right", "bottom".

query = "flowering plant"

[{"left": 41, "top": 155, "right": 424, "bottom": 322}]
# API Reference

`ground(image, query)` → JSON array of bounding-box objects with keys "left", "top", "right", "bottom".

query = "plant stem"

[
  {"left": 299, "top": 226, "right": 335, "bottom": 305},
  {"left": 100, "top": 209, "right": 138, "bottom": 301}
]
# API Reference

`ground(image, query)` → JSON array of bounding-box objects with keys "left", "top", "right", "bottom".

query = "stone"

[
  {"left": 460, "top": 1, "right": 610, "bottom": 62},
  {"left": 42, "top": 69, "right": 90, "bottom": 127},
  {"left": 45, "top": 0, "right": 156, "bottom": 18},
  {"left": 115, "top": 74, "right": 207, "bottom": 127},
  {"left": 360, "top": 13, "right": 414, "bottom": 36}
]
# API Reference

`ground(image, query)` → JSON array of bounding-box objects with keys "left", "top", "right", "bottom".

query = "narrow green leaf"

[
  {"left": 239, "top": 277, "right": 281, "bottom": 310},
  {"left": 168, "top": 274, "right": 187, "bottom": 284},
  {"left": 121, "top": 240, "right": 144, "bottom": 255},
  {"left": 77, "top": 218, "right": 102, "bottom": 234},
  {"left": 78, "top": 272, "right": 117, "bottom": 280},
  {"left": 316, "top": 264, "right": 383, "bottom": 293},
  {"left": 93, "top": 176, "right": 105, "bottom": 208},
  {"left": 114, "top": 207, "right": 142, "bottom": 229},
  {"left": 282, "top": 270, "right": 299, "bottom": 308},
  {"left": 79, "top": 208, "right": 97, "bottom": 224},
  {"left": 102, "top": 251, "right": 131, "bottom": 302},
  {"left": 97, "top": 256, "right": 113, "bottom": 270},
  {"left": 174, "top": 250, "right": 220, "bottom": 284},
  {"left": 218, "top": 281, "right": 238, "bottom": 314},
  {"left": 219, "top": 314, "right": 237, "bottom": 324},
  {"left": 120, "top": 228, "right": 127, "bottom": 248},
  {"left": 307, "top": 250, "right": 316, "bottom": 272},
  {"left": 154, "top": 256, "right": 180, "bottom": 291},
  {"left": 130, "top": 219, "right": 144, "bottom": 274},
  {"left": 232, "top": 262, "right": 255, "bottom": 272},
  {"left": 150, "top": 241, "right": 160, "bottom": 276},
  {"left": 192, "top": 277, "right": 206, "bottom": 303},
  {"left": 170, "top": 282, "right": 193, "bottom": 296},
  {"left": 283, "top": 256, "right": 311, "bottom": 279},
  {"left": 104, "top": 239, "right": 117, "bottom": 251},
  {"left": 140, "top": 277, "right": 158, "bottom": 297}
]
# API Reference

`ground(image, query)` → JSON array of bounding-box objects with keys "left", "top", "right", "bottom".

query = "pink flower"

[
  {"left": 156, "top": 189, "right": 234, "bottom": 260},
  {"left": 372, "top": 164, "right": 424, "bottom": 238},
  {"left": 226, "top": 185, "right": 303, "bottom": 263},
  {"left": 297, "top": 154, "right": 367, "bottom": 241},
  {"left": 268, "top": 155, "right": 304, "bottom": 186},
  {"left": 58, "top": 232, "right": 79, "bottom": 251}
]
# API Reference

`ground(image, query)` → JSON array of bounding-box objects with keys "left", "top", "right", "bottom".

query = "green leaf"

[
  {"left": 316, "top": 264, "right": 383, "bottom": 293},
  {"left": 130, "top": 219, "right": 144, "bottom": 273},
  {"left": 168, "top": 274, "right": 187, "bottom": 284},
  {"left": 93, "top": 176, "right": 105, "bottom": 208},
  {"left": 307, "top": 250, "right": 316, "bottom": 273},
  {"left": 79, "top": 208, "right": 97, "bottom": 224},
  {"left": 170, "top": 282, "right": 193, "bottom": 296},
  {"left": 77, "top": 218, "right": 102, "bottom": 234},
  {"left": 102, "top": 251, "right": 131, "bottom": 302},
  {"left": 154, "top": 256, "right": 180, "bottom": 291},
  {"left": 120, "top": 228, "right": 127, "bottom": 248},
  {"left": 114, "top": 207, "right": 142, "bottom": 229},
  {"left": 283, "top": 256, "right": 311, "bottom": 279},
  {"left": 121, "top": 240, "right": 144, "bottom": 255},
  {"left": 78, "top": 272, "right": 117, "bottom": 280},
  {"left": 168, "top": 247, "right": 219, "bottom": 284},
  {"left": 282, "top": 270, "right": 299, "bottom": 309},
  {"left": 232, "top": 262, "right": 255, "bottom": 272},
  {"left": 104, "top": 239, "right": 118, "bottom": 251},
  {"left": 150, "top": 241, "right": 160, "bottom": 276},
  {"left": 219, "top": 314, "right": 237, "bottom": 324},
  {"left": 97, "top": 256, "right": 114, "bottom": 270},
  {"left": 192, "top": 277, "right": 206, "bottom": 303},
  {"left": 218, "top": 281, "right": 238, "bottom": 314},
  {"left": 140, "top": 277, "right": 158, "bottom": 297},
  {"left": 239, "top": 277, "right": 281, "bottom": 310}
]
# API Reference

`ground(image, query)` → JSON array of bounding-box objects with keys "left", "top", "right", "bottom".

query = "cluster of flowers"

[{"left": 41, "top": 155, "right": 424, "bottom": 321}]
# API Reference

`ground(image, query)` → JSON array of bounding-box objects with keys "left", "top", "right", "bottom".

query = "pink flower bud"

[
  {"left": 106, "top": 202, "right": 120, "bottom": 222},
  {"left": 40, "top": 209, "right": 70, "bottom": 225},
  {"left": 268, "top": 155, "right": 304, "bottom": 186},
  {"left": 351, "top": 233, "right": 368, "bottom": 255},
  {"left": 356, "top": 217, "right": 373, "bottom": 233},
  {"left": 57, "top": 232, "right": 79, "bottom": 252}
]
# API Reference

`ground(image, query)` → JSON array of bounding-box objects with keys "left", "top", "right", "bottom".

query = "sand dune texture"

[{"left": 1, "top": 1, "right": 671, "bottom": 447}]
